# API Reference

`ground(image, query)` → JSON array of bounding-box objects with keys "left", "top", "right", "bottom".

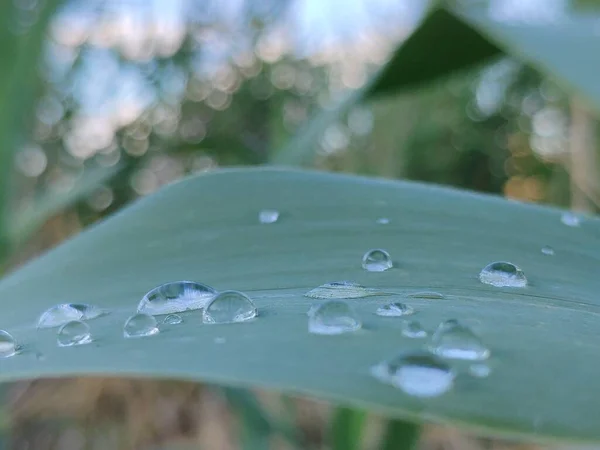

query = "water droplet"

[
  {"left": 469, "top": 363, "right": 491, "bottom": 378},
  {"left": 308, "top": 300, "right": 361, "bottom": 335},
  {"left": 163, "top": 314, "right": 183, "bottom": 325},
  {"left": 561, "top": 211, "right": 580, "bottom": 227},
  {"left": 138, "top": 281, "right": 217, "bottom": 315},
  {"left": 305, "top": 281, "right": 382, "bottom": 299},
  {"left": 376, "top": 217, "right": 390, "bottom": 225},
  {"left": 259, "top": 209, "right": 279, "bottom": 224},
  {"left": 202, "top": 291, "right": 257, "bottom": 324},
  {"left": 57, "top": 321, "right": 92, "bottom": 347},
  {"left": 541, "top": 245, "right": 554, "bottom": 255},
  {"left": 407, "top": 291, "right": 444, "bottom": 299},
  {"left": 479, "top": 261, "right": 527, "bottom": 287},
  {"left": 362, "top": 249, "right": 393, "bottom": 272},
  {"left": 430, "top": 321, "right": 490, "bottom": 360},
  {"left": 371, "top": 352, "right": 454, "bottom": 398},
  {"left": 0, "top": 330, "right": 17, "bottom": 358},
  {"left": 123, "top": 313, "right": 159, "bottom": 338},
  {"left": 376, "top": 302, "right": 414, "bottom": 317},
  {"left": 401, "top": 321, "right": 427, "bottom": 338},
  {"left": 37, "top": 303, "right": 107, "bottom": 329},
  {"left": 307, "top": 303, "right": 321, "bottom": 316}
]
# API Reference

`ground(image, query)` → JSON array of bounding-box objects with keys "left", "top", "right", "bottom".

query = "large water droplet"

[
  {"left": 123, "top": 313, "right": 159, "bottom": 338},
  {"left": 371, "top": 352, "right": 454, "bottom": 398},
  {"left": 307, "top": 303, "right": 321, "bottom": 316},
  {"left": 469, "top": 363, "right": 491, "bottom": 378},
  {"left": 305, "top": 281, "right": 382, "bottom": 299},
  {"left": 0, "top": 330, "right": 17, "bottom": 358},
  {"left": 430, "top": 321, "right": 490, "bottom": 361},
  {"left": 407, "top": 291, "right": 444, "bottom": 299},
  {"left": 561, "top": 211, "right": 580, "bottom": 227},
  {"left": 259, "top": 209, "right": 279, "bottom": 224},
  {"left": 402, "top": 321, "right": 427, "bottom": 338},
  {"left": 376, "top": 217, "right": 390, "bottom": 225},
  {"left": 479, "top": 261, "right": 527, "bottom": 287},
  {"left": 541, "top": 245, "right": 554, "bottom": 255},
  {"left": 202, "top": 291, "right": 257, "bottom": 324},
  {"left": 362, "top": 249, "right": 393, "bottom": 272},
  {"left": 163, "top": 314, "right": 183, "bottom": 325},
  {"left": 376, "top": 302, "right": 414, "bottom": 317},
  {"left": 37, "top": 303, "right": 106, "bottom": 329},
  {"left": 57, "top": 320, "right": 92, "bottom": 347},
  {"left": 138, "top": 281, "right": 217, "bottom": 315},
  {"left": 308, "top": 300, "right": 361, "bottom": 335}
]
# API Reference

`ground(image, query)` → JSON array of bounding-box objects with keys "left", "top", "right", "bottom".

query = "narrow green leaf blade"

[
  {"left": 380, "top": 419, "right": 421, "bottom": 450},
  {"left": 331, "top": 407, "right": 366, "bottom": 450},
  {"left": 0, "top": 169, "right": 598, "bottom": 443}
]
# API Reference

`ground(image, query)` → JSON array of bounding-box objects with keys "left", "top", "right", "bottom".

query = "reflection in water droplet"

[
  {"left": 371, "top": 352, "right": 454, "bottom": 398},
  {"left": 561, "top": 212, "right": 580, "bottom": 227},
  {"left": 57, "top": 321, "right": 92, "bottom": 347},
  {"left": 123, "top": 313, "right": 159, "bottom": 338},
  {"left": 479, "top": 261, "right": 527, "bottom": 287},
  {"left": 407, "top": 291, "right": 444, "bottom": 299},
  {"left": 376, "top": 302, "right": 414, "bottom": 317},
  {"left": 37, "top": 303, "right": 107, "bottom": 329},
  {"left": 430, "top": 320, "right": 490, "bottom": 361},
  {"left": 0, "top": 330, "right": 17, "bottom": 358},
  {"left": 541, "top": 245, "right": 554, "bottom": 255},
  {"left": 259, "top": 209, "right": 279, "bottom": 224},
  {"left": 138, "top": 281, "right": 217, "bottom": 315},
  {"left": 202, "top": 291, "right": 257, "bottom": 324},
  {"left": 163, "top": 314, "right": 183, "bottom": 325},
  {"left": 305, "top": 281, "right": 382, "bottom": 299},
  {"left": 308, "top": 300, "right": 361, "bottom": 335},
  {"left": 469, "top": 363, "right": 491, "bottom": 378},
  {"left": 402, "top": 321, "right": 427, "bottom": 338},
  {"left": 376, "top": 217, "right": 390, "bottom": 225},
  {"left": 362, "top": 249, "right": 393, "bottom": 272}
]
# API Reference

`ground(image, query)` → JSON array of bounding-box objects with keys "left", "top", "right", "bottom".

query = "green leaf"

[
  {"left": 369, "top": 3, "right": 600, "bottom": 113},
  {"left": 331, "top": 407, "right": 366, "bottom": 450},
  {"left": 0, "top": 168, "right": 599, "bottom": 442},
  {"left": 379, "top": 419, "right": 421, "bottom": 450}
]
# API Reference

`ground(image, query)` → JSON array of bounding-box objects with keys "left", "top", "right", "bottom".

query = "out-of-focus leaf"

[
  {"left": 380, "top": 419, "right": 421, "bottom": 450},
  {"left": 331, "top": 407, "right": 366, "bottom": 450},
  {"left": 9, "top": 165, "right": 121, "bottom": 247}
]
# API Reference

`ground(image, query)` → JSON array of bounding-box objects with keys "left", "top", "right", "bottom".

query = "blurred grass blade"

[
  {"left": 1, "top": 168, "right": 600, "bottom": 442},
  {"left": 9, "top": 165, "right": 121, "bottom": 247},
  {"left": 369, "top": 6, "right": 501, "bottom": 98},
  {"left": 380, "top": 419, "right": 420, "bottom": 450},
  {"left": 369, "top": 3, "right": 600, "bottom": 113},
  {"left": 0, "top": 0, "right": 63, "bottom": 255},
  {"left": 331, "top": 407, "right": 366, "bottom": 450}
]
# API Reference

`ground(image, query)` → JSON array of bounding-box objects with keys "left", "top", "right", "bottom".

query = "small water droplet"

[
  {"left": 308, "top": 300, "right": 361, "bottom": 335},
  {"left": 138, "top": 281, "right": 217, "bottom": 315},
  {"left": 541, "top": 245, "right": 554, "bottom": 255},
  {"left": 469, "top": 363, "right": 491, "bottom": 378},
  {"left": 479, "top": 261, "right": 527, "bottom": 287},
  {"left": 259, "top": 209, "right": 279, "bottom": 224},
  {"left": 214, "top": 337, "right": 226, "bottom": 344},
  {"left": 371, "top": 352, "right": 454, "bottom": 398},
  {"left": 202, "top": 291, "right": 257, "bottom": 324},
  {"left": 401, "top": 321, "right": 427, "bottom": 338},
  {"left": 0, "top": 330, "right": 17, "bottom": 358},
  {"left": 407, "top": 291, "right": 444, "bottom": 299},
  {"left": 37, "top": 303, "right": 107, "bottom": 329},
  {"left": 362, "top": 249, "right": 393, "bottom": 272},
  {"left": 376, "top": 302, "right": 414, "bottom": 317},
  {"left": 305, "top": 281, "right": 382, "bottom": 299},
  {"left": 561, "top": 211, "right": 580, "bottom": 227},
  {"left": 35, "top": 351, "right": 46, "bottom": 361},
  {"left": 163, "top": 314, "right": 183, "bottom": 325},
  {"left": 376, "top": 217, "right": 390, "bottom": 225},
  {"left": 57, "top": 321, "right": 92, "bottom": 347},
  {"left": 430, "top": 320, "right": 490, "bottom": 360},
  {"left": 123, "top": 313, "right": 159, "bottom": 338}
]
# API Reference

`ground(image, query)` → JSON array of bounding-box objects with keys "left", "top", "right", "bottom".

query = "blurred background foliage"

[{"left": 3, "top": 0, "right": 600, "bottom": 448}]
